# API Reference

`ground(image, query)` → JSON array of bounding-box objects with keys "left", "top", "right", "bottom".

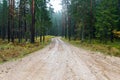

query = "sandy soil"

[{"left": 0, "top": 37, "right": 120, "bottom": 80}]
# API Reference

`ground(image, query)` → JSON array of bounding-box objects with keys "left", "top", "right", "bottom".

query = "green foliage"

[
  {"left": 61, "top": 0, "right": 120, "bottom": 42},
  {"left": 62, "top": 0, "right": 96, "bottom": 40},
  {"left": 49, "top": 12, "right": 62, "bottom": 36},
  {"left": 0, "top": 0, "right": 8, "bottom": 39},
  {"left": 35, "top": 0, "right": 52, "bottom": 37},
  {"left": 95, "top": 0, "right": 119, "bottom": 41},
  {"left": 0, "top": 0, "right": 53, "bottom": 62},
  {"left": 0, "top": 0, "right": 52, "bottom": 43},
  {"left": 61, "top": 0, "right": 120, "bottom": 56}
]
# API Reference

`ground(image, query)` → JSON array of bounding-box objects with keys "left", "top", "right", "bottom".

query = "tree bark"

[{"left": 31, "top": 0, "right": 35, "bottom": 43}]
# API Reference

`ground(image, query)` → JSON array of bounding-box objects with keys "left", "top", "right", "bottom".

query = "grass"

[
  {"left": 0, "top": 36, "right": 54, "bottom": 63},
  {"left": 62, "top": 38, "right": 120, "bottom": 57}
]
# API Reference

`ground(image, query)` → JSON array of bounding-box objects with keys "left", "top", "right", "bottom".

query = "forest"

[
  {"left": 0, "top": 0, "right": 120, "bottom": 55},
  {"left": 0, "top": 0, "right": 52, "bottom": 43},
  {"left": 0, "top": 0, "right": 120, "bottom": 79},
  {"left": 60, "top": 0, "right": 120, "bottom": 42},
  {"left": 59, "top": 0, "right": 120, "bottom": 56},
  {"left": 0, "top": 0, "right": 120, "bottom": 43}
]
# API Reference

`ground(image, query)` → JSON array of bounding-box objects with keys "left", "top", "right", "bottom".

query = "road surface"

[{"left": 0, "top": 38, "right": 120, "bottom": 80}]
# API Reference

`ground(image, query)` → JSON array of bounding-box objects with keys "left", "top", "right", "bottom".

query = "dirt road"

[{"left": 0, "top": 38, "right": 120, "bottom": 80}]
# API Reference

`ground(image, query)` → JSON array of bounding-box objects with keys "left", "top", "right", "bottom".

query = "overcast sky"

[
  {"left": 0, "top": 0, "right": 62, "bottom": 12},
  {"left": 50, "top": 0, "right": 62, "bottom": 12}
]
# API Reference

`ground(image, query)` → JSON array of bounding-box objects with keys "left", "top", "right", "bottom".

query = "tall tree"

[
  {"left": 31, "top": 0, "right": 35, "bottom": 43},
  {"left": 8, "top": 0, "right": 15, "bottom": 42},
  {"left": 2, "top": 0, "right": 7, "bottom": 40}
]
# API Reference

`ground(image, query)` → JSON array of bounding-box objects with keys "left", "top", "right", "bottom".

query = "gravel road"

[{"left": 0, "top": 37, "right": 120, "bottom": 80}]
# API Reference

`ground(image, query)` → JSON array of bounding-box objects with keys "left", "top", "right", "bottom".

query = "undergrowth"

[
  {"left": 0, "top": 36, "right": 54, "bottom": 63},
  {"left": 62, "top": 38, "right": 120, "bottom": 57}
]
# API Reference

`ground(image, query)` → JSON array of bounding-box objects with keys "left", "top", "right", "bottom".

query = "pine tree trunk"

[
  {"left": 8, "top": 0, "right": 11, "bottom": 42},
  {"left": 31, "top": 0, "right": 35, "bottom": 43},
  {"left": 11, "top": 0, "right": 15, "bottom": 42},
  {"left": 8, "top": 0, "right": 14, "bottom": 42}
]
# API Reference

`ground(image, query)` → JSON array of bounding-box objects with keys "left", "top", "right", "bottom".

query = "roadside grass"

[
  {"left": 62, "top": 38, "right": 120, "bottom": 57},
  {"left": 0, "top": 36, "right": 54, "bottom": 63}
]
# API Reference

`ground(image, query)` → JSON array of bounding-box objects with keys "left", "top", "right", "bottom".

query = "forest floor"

[
  {"left": 0, "top": 37, "right": 120, "bottom": 80},
  {"left": 0, "top": 36, "right": 54, "bottom": 63},
  {"left": 63, "top": 39, "right": 120, "bottom": 57}
]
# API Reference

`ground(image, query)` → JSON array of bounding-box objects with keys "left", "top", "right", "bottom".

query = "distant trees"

[
  {"left": 61, "top": 0, "right": 120, "bottom": 43},
  {"left": 49, "top": 12, "right": 62, "bottom": 36},
  {"left": 0, "top": 0, "right": 52, "bottom": 43},
  {"left": 62, "top": 0, "right": 71, "bottom": 40}
]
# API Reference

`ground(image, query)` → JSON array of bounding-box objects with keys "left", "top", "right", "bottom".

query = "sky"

[
  {"left": 0, "top": 0, "right": 62, "bottom": 12},
  {"left": 50, "top": 0, "right": 62, "bottom": 12}
]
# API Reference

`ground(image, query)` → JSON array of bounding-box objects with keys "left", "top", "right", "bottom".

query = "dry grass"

[
  {"left": 0, "top": 36, "right": 54, "bottom": 63},
  {"left": 63, "top": 38, "right": 120, "bottom": 57}
]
